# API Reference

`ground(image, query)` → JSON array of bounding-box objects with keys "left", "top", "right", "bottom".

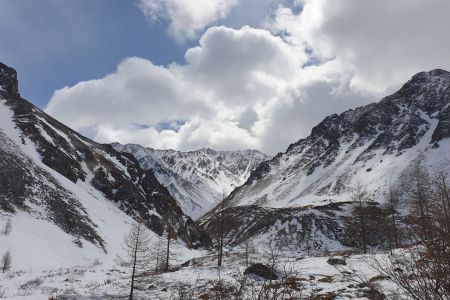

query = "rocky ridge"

[
  {"left": 113, "top": 143, "right": 269, "bottom": 219},
  {"left": 0, "top": 62, "right": 211, "bottom": 253},
  {"left": 201, "top": 69, "right": 450, "bottom": 251}
]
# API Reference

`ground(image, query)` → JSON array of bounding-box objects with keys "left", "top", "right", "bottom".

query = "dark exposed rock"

[
  {"left": 245, "top": 160, "right": 271, "bottom": 184},
  {"left": 228, "top": 69, "right": 450, "bottom": 204},
  {"left": 0, "top": 130, "right": 106, "bottom": 250},
  {"left": 244, "top": 263, "right": 278, "bottom": 280},
  {"left": 115, "top": 143, "right": 269, "bottom": 220},
  {"left": 0, "top": 63, "right": 19, "bottom": 95},
  {"left": 201, "top": 69, "right": 450, "bottom": 251},
  {"left": 327, "top": 258, "right": 346, "bottom": 266},
  {"left": 0, "top": 62, "right": 212, "bottom": 249},
  {"left": 200, "top": 203, "right": 352, "bottom": 250},
  {"left": 311, "top": 292, "right": 336, "bottom": 300}
]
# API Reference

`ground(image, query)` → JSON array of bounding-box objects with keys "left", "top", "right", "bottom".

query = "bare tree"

[
  {"left": 406, "top": 162, "right": 433, "bottom": 241},
  {"left": 1, "top": 250, "right": 11, "bottom": 273},
  {"left": 304, "top": 223, "right": 312, "bottom": 256},
  {"left": 217, "top": 191, "right": 225, "bottom": 267},
  {"left": 345, "top": 183, "right": 371, "bottom": 253},
  {"left": 164, "top": 231, "right": 173, "bottom": 272},
  {"left": 153, "top": 235, "right": 164, "bottom": 273},
  {"left": 2, "top": 219, "right": 11, "bottom": 235},
  {"left": 345, "top": 183, "right": 389, "bottom": 253},
  {"left": 369, "top": 164, "right": 450, "bottom": 300},
  {"left": 385, "top": 183, "right": 401, "bottom": 252},
  {"left": 161, "top": 224, "right": 179, "bottom": 273},
  {"left": 116, "top": 221, "right": 153, "bottom": 300},
  {"left": 264, "top": 241, "right": 281, "bottom": 273},
  {"left": 244, "top": 240, "right": 254, "bottom": 267}
]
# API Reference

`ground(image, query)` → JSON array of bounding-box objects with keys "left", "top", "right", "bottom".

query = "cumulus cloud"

[
  {"left": 271, "top": 0, "right": 450, "bottom": 93},
  {"left": 138, "top": 0, "right": 238, "bottom": 41},
  {"left": 47, "top": 26, "right": 320, "bottom": 154},
  {"left": 46, "top": 1, "right": 450, "bottom": 154}
]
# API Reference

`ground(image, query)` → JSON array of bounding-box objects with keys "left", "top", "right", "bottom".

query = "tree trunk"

[
  {"left": 130, "top": 226, "right": 140, "bottom": 300},
  {"left": 165, "top": 232, "right": 170, "bottom": 272}
]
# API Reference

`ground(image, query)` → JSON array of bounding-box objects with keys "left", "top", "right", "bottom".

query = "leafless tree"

[
  {"left": 1, "top": 250, "right": 11, "bottom": 273},
  {"left": 384, "top": 183, "right": 402, "bottom": 252},
  {"left": 152, "top": 235, "right": 164, "bottom": 273},
  {"left": 243, "top": 240, "right": 254, "bottom": 267},
  {"left": 164, "top": 231, "right": 173, "bottom": 272},
  {"left": 303, "top": 225, "right": 312, "bottom": 256},
  {"left": 116, "top": 221, "right": 153, "bottom": 300},
  {"left": 369, "top": 163, "right": 450, "bottom": 300},
  {"left": 345, "top": 183, "right": 390, "bottom": 253},
  {"left": 217, "top": 191, "right": 225, "bottom": 267},
  {"left": 345, "top": 183, "right": 371, "bottom": 253},
  {"left": 264, "top": 241, "right": 281, "bottom": 273}
]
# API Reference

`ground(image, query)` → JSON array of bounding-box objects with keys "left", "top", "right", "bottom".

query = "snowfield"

[
  {"left": 0, "top": 247, "right": 403, "bottom": 299},
  {"left": 0, "top": 248, "right": 408, "bottom": 299}
]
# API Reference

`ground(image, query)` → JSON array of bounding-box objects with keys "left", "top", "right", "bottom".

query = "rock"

[
  {"left": 0, "top": 62, "right": 19, "bottom": 95},
  {"left": 181, "top": 260, "right": 190, "bottom": 267},
  {"left": 0, "top": 61, "right": 212, "bottom": 250},
  {"left": 318, "top": 276, "right": 333, "bottom": 283},
  {"left": 312, "top": 292, "right": 336, "bottom": 300},
  {"left": 200, "top": 69, "right": 450, "bottom": 253},
  {"left": 363, "top": 288, "right": 385, "bottom": 300},
  {"left": 327, "top": 257, "right": 346, "bottom": 266},
  {"left": 244, "top": 263, "right": 278, "bottom": 280}
]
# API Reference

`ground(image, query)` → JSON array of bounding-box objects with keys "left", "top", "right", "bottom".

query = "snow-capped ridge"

[
  {"left": 113, "top": 143, "right": 270, "bottom": 219},
  {"left": 200, "top": 69, "right": 450, "bottom": 250},
  {"left": 223, "top": 69, "right": 450, "bottom": 210},
  {"left": 0, "top": 62, "right": 211, "bottom": 271}
]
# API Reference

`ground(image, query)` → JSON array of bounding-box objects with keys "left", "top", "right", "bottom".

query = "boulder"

[
  {"left": 327, "top": 258, "right": 346, "bottom": 266},
  {"left": 244, "top": 263, "right": 278, "bottom": 280}
]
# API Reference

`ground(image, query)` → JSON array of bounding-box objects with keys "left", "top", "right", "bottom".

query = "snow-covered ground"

[{"left": 0, "top": 245, "right": 404, "bottom": 299}]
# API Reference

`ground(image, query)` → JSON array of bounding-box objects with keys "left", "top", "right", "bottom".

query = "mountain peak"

[
  {"left": 0, "top": 62, "right": 19, "bottom": 96},
  {"left": 115, "top": 143, "right": 270, "bottom": 219},
  {"left": 223, "top": 69, "right": 450, "bottom": 210},
  {"left": 393, "top": 68, "right": 450, "bottom": 99},
  {"left": 412, "top": 68, "right": 450, "bottom": 80}
]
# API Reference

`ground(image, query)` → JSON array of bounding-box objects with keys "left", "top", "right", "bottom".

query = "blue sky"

[
  {"left": 2, "top": 0, "right": 449, "bottom": 154},
  {"left": 0, "top": 0, "right": 191, "bottom": 108}
]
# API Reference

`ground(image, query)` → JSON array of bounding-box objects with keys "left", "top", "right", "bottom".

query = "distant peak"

[
  {"left": 421, "top": 68, "right": 450, "bottom": 77},
  {"left": 408, "top": 68, "right": 450, "bottom": 84},
  {"left": 0, "top": 62, "right": 19, "bottom": 96}
]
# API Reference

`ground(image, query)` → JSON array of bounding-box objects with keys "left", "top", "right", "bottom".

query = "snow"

[
  {"left": 0, "top": 247, "right": 403, "bottom": 299},
  {"left": 0, "top": 99, "right": 153, "bottom": 272},
  {"left": 228, "top": 107, "right": 449, "bottom": 209},
  {"left": 116, "top": 144, "right": 270, "bottom": 219}
]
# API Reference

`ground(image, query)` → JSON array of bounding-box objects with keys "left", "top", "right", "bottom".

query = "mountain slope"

[
  {"left": 113, "top": 144, "right": 269, "bottom": 219},
  {"left": 0, "top": 62, "right": 210, "bottom": 270},
  {"left": 224, "top": 69, "right": 450, "bottom": 209},
  {"left": 201, "top": 69, "right": 450, "bottom": 250}
]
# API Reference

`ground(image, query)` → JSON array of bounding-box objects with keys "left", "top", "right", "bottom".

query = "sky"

[{"left": 1, "top": 0, "right": 450, "bottom": 155}]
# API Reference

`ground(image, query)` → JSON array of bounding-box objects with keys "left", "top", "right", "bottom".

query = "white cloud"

[
  {"left": 47, "top": 1, "right": 450, "bottom": 155},
  {"left": 271, "top": 0, "right": 450, "bottom": 93},
  {"left": 138, "top": 0, "right": 238, "bottom": 41},
  {"left": 47, "top": 26, "right": 321, "bottom": 154}
]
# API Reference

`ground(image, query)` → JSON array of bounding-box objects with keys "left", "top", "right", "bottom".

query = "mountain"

[
  {"left": 201, "top": 69, "right": 450, "bottom": 250},
  {"left": 0, "top": 62, "right": 210, "bottom": 270},
  {"left": 113, "top": 143, "right": 269, "bottom": 219}
]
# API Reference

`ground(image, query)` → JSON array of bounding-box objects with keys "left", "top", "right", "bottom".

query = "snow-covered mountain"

[
  {"left": 0, "top": 62, "right": 210, "bottom": 271},
  {"left": 225, "top": 69, "right": 450, "bottom": 208},
  {"left": 113, "top": 144, "right": 269, "bottom": 219},
  {"left": 201, "top": 69, "right": 450, "bottom": 249}
]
